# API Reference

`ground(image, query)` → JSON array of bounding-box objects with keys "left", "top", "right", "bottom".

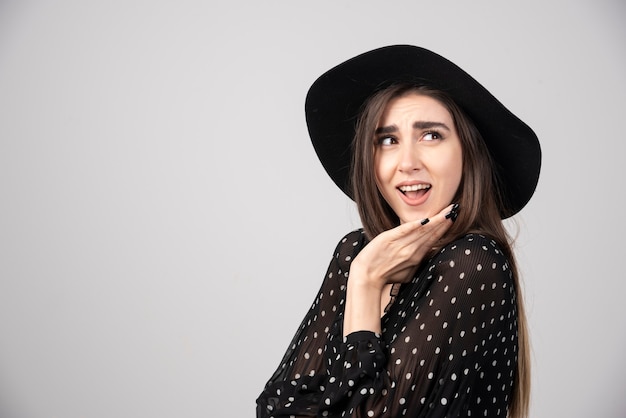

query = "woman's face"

[{"left": 374, "top": 93, "right": 463, "bottom": 223}]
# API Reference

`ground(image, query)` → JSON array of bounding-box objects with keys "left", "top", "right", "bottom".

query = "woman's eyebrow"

[
  {"left": 413, "top": 121, "right": 451, "bottom": 131},
  {"left": 375, "top": 121, "right": 451, "bottom": 135},
  {"left": 375, "top": 125, "right": 398, "bottom": 135}
]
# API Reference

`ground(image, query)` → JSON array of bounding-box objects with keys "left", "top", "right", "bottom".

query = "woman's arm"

[
  {"left": 343, "top": 204, "right": 456, "bottom": 336},
  {"left": 256, "top": 229, "right": 366, "bottom": 418},
  {"left": 321, "top": 233, "right": 518, "bottom": 418}
]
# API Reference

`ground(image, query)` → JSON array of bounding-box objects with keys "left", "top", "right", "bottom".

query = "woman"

[{"left": 257, "top": 45, "right": 541, "bottom": 418}]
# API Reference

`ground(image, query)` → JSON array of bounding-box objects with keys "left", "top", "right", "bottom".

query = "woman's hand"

[
  {"left": 342, "top": 203, "right": 458, "bottom": 336},
  {"left": 350, "top": 203, "right": 458, "bottom": 289}
]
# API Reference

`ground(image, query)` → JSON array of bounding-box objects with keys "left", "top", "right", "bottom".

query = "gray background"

[{"left": 1, "top": 0, "right": 624, "bottom": 417}]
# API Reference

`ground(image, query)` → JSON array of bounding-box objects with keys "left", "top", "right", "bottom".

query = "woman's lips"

[{"left": 397, "top": 183, "right": 431, "bottom": 205}]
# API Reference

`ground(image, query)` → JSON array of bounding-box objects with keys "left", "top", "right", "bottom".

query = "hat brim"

[{"left": 305, "top": 45, "right": 541, "bottom": 218}]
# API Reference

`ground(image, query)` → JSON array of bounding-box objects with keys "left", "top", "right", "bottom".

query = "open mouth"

[{"left": 398, "top": 184, "right": 431, "bottom": 198}]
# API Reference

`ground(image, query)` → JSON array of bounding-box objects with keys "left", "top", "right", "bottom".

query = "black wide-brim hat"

[{"left": 305, "top": 45, "right": 541, "bottom": 218}]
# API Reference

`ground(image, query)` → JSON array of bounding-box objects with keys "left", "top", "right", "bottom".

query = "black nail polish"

[
  {"left": 445, "top": 203, "right": 460, "bottom": 221},
  {"left": 421, "top": 218, "right": 430, "bottom": 225}
]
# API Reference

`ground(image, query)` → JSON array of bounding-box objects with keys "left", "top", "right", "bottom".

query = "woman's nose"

[{"left": 398, "top": 144, "right": 421, "bottom": 172}]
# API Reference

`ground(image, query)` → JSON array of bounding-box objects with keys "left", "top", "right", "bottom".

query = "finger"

[
  {"left": 427, "top": 217, "right": 453, "bottom": 243},
  {"left": 395, "top": 203, "right": 458, "bottom": 236},
  {"left": 373, "top": 203, "right": 459, "bottom": 259},
  {"left": 430, "top": 203, "right": 459, "bottom": 222},
  {"left": 409, "top": 204, "right": 458, "bottom": 246}
]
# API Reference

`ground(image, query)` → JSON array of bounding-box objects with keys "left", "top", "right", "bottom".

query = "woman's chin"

[{"left": 399, "top": 213, "right": 428, "bottom": 224}]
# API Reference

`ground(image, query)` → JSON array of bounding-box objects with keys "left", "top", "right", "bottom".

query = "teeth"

[{"left": 399, "top": 184, "right": 431, "bottom": 192}]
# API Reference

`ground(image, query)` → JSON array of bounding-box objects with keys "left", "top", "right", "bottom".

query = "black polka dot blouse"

[{"left": 257, "top": 230, "right": 519, "bottom": 417}]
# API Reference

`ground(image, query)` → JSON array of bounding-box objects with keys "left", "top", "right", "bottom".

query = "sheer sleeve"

[
  {"left": 257, "top": 233, "right": 518, "bottom": 418},
  {"left": 256, "top": 229, "right": 368, "bottom": 418}
]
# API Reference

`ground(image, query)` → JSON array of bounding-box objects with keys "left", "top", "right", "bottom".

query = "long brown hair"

[{"left": 350, "top": 84, "right": 530, "bottom": 418}]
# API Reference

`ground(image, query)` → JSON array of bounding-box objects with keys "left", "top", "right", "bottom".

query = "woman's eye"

[
  {"left": 423, "top": 131, "right": 441, "bottom": 141},
  {"left": 377, "top": 136, "right": 395, "bottom": 146}
]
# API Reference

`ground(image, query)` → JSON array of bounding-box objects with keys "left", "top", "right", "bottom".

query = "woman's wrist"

[
  {"left": 348, "top": 260, "right": 386, "bottom": 291},
  {"left": 343, "top": 266, "right": 385, "bottom": 336}
]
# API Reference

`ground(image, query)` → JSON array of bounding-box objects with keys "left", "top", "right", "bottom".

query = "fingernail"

[
  {"left": 421, "top": 218, "right": 430, "bottom": 225},
  {"left": 445, "top": 211, "right": 458, "bottom": 222},
  {"left": 445, "top": 204, "right": 459, "bottom": 222}
]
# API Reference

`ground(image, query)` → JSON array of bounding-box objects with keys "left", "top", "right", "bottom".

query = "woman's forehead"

[{"left": 378, "top": 94, "right": 454, "bottom": 126}]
